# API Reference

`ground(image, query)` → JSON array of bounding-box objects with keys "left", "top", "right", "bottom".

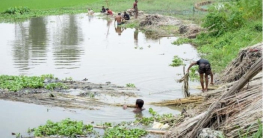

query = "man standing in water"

[
  {"left": 115, "top": 13, "right": 123, "bottom": 25},
  {"left": 133, "top": 0, "right": 138, "bottom": 19},
  {"left": 187, "top": 59, "right": 214, "bottom": 92}
]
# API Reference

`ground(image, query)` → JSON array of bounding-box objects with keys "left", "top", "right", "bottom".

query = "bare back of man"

[{"left": 115, "top": 15, "right": 123, "bottom": 25}]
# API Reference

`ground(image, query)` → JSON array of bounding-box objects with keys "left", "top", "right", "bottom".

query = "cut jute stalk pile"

[
  {"left": 165, "top": 57, "right": 262, "bottom": 138},
  {"left": 150, "top": 96, "right": 204, "bottom": 106},
  {"left": 94, "top": 126, "right": 169, "bottom": 134},
  {"left": 111, "top": 103, "right": 136, "bottom": 108}
]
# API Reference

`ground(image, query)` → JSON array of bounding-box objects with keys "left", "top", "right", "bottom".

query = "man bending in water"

[{"left": 187, "top": 59, "right": 214, "bottom": 92}]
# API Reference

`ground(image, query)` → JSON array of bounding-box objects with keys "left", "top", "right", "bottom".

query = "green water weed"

[
  {"left": 104, "top": 126, "right": 147, "bottom": 138},
  {"left": 126, "top": 83, "right": 136, "bottom": 88},
  {"left": 0, "top": 75, "right": 68, "bottom": 92},
  {"left": 170, "top": 56, "right": 184, "bottom": 67},
  {"left": 32, "top": 118, "right": 94, "bottom": 137}
]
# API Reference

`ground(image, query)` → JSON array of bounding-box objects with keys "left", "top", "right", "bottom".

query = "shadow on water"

[{"left": 0, "top": 13, "right": 201, "bottom": 137}]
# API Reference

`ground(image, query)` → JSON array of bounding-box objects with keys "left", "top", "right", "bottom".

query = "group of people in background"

[{"left": 88, "top": 0, "right": 138, "bottom": 24}]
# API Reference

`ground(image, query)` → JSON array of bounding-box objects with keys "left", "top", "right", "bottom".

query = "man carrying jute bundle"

[{"left": 187, "top": 59, "right": 214, "bottom": 92}]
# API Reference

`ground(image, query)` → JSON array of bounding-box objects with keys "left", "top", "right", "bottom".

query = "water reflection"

[
  {"left": 13, "top": 17, "right": 48, "bottom": 71},
  {"left": 115, "top": 25, "right": 125, "bottom": 36},
  {"left": 106, "top": 19, "right": 112, "bottom": 38},
  {"left": 1, "top": 14, "right": 200, "bottom": 96},
  {"left": 29, "top": 18, "right": 48, "bottom": 62},
  {"left": 134, "top": 28, "right": 139, "bottom": 47},
  {"left": 88, "top": 15, "right": 94, "bottom": 22},
  {"left": 53, "top": 15, "right": 84, "bottom": 69}
]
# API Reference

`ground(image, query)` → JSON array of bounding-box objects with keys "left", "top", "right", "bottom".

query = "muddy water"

[{"left": 0, "top": 13, "right": 200, "bottom": 137}]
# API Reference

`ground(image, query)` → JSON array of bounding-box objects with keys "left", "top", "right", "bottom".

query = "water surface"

[{"left": 0, "top": 13, "right": 200, "bottom": 137}]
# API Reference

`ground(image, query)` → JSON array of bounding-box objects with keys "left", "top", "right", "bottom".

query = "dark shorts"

[
  {"left": 198, "top": 64, "right": 211, "bottom": 75},
  {"left": 117, "top": 22, "right": 123, "bottom": 25}
]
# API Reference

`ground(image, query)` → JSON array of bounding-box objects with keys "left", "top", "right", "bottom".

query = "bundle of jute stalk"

[
  {"left": 164, "top": 58, "right": 262, "bottom": 138},
  {"left": 150, "top": 96, "right": 203, "bottom": 106}
]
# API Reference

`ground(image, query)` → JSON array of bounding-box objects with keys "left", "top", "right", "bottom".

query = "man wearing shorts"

[
  {"left": 187, "top": 59, "right": 214, "bottom": 92},
  {"left": 115, "top": 13, "right": 123, "bottom": 25}
]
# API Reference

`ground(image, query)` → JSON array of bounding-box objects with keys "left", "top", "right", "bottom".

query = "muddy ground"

[{"left": 0, "top": 81, "right": 139, "bottom": 110}]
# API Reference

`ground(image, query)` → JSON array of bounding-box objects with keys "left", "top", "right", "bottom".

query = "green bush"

[{"left": 203, "top": 0, "right": 262, "bottom": 36}]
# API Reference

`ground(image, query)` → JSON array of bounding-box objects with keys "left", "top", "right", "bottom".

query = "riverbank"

[{"left": 0, "top": 0, "right": 221, "bottom": 22}]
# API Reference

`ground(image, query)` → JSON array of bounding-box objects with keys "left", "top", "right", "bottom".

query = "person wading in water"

[{"left": 187, "top": 59, "right": 214, "bottom": 92}]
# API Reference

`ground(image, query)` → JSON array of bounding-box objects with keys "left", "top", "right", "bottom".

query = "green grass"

[
  {"left": 172, "top": 0, "right": 262, "bottom": 72},
  {"left": 0, "top": 0, "right": 97, "bottom": 12},
  {"left": 0, "top": 0, "right": 221, "bottom": 22},
  {"left": 174, "top": 20, "right": 262, "bottom": 72}
]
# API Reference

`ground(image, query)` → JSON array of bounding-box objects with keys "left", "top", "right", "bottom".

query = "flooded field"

[{"left": 0, "top": 13, "right": 200, "bottom": 137}]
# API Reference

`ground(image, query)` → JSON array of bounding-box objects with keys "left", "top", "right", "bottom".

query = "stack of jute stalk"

[
  {"left": 165, "top": 57, "right": 262, "bottom": 138},
  {"left": 217, "top": 43, "right": 262, "bottom": 83},
  {"left": 151, "top": 96, "right": 203, "bottom": 106}
]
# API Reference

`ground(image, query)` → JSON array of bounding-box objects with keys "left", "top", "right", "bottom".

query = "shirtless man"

[
  {"left": 87, "top": 8, "right": 94, "bottom": 15},
  {"left": 115, "top": 13, "right": 123, "bottom": 25}
]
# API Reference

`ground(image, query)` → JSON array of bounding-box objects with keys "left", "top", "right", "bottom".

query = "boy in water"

[
  {"left": 133, "top": 99, "right": 144, "bottom": 113},
  {"left": 187, "top": 59, "right": 214, "bottom": 92}
]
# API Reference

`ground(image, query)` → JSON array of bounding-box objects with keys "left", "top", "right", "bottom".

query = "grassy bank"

[
  {"left": 0, "top": 0, "right": 220, "bottom": 22},
  {"left": 173, "top": 0, "right": 262, "bottom": 72},
  {"left": 0, "top": 0, "right": 97, "bottom": 11}
]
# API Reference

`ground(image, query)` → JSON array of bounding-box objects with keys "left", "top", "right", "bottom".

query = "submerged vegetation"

[
  {"left": 0, "top": 74, "right": 67, "bottom": 92},
  {"left": 134, "top": 108, "right": 174, "bottom": 126},
  {"left": 173, "top": 0, "right": 262, "bottom": 72}
]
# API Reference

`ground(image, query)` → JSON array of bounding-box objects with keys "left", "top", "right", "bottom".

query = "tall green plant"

[{"left": 202, "top": 0, "right": 262, "bottom": 36}]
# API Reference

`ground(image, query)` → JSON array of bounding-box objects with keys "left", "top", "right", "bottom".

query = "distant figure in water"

[
  {"left": 123, "top": 11, "right": 130, "bottom": 20},
  {"left": 101, "top": 6, "right": 106, "bottom": 13},
  {"left": 187, "top": 59, "right": 214, "bottom": 92},
  {"left": 133, "top": 99, "right": 144, "bottom": 113},
  {"left": 87, "top": 8, "right": 94, "bottom": 15},
  {"left": 106, "top": 8, "right": 113, "bottom": 16},
  {"left": 115, "top": 13, "right": 123, "bottom": 25}
]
